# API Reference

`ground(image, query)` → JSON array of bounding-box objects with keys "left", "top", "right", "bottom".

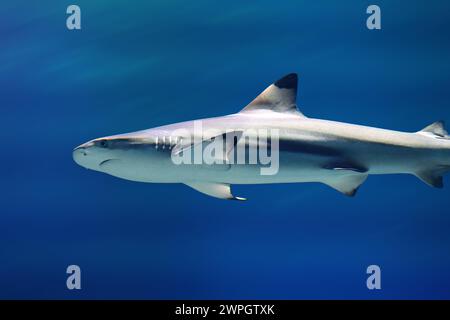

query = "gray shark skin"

[{"left": 73, "top": 73, "right": 450, "bottom": 200}]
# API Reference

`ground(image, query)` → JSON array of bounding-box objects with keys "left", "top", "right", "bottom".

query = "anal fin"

[
  {"left": 322, "top": 173, "right": 368, "bottom": 197},
  {"left": 185, "top": 182, "right": 246, "bottom": 200}
]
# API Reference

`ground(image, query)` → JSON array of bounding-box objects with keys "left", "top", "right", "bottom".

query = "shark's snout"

[
  {"left": 72, "top": 144, "right": 89, "bottom": 168},
  {"left": 72, "top": 141, "right": 103, "bottom": 169}
]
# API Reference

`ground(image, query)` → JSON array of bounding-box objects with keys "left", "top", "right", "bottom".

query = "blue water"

[{"left": 1, "top": 0, "right": 450, "bottom": 299}]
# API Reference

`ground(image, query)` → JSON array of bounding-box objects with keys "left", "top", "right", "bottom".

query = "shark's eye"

[{"left": 99, "top": 140, "right": 108, "bottom": 148}]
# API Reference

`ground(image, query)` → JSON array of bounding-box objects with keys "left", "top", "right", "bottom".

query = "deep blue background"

[{"left": 1, "top": 0, "right": 450, "bottom": 299}]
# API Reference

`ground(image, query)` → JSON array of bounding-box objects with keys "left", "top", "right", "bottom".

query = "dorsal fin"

[
  {"left": 239, "top": 73, "right": 304, "bottom": 116},
  {"left": 418, "top": 121, "right": 448, "bottom": 137}
]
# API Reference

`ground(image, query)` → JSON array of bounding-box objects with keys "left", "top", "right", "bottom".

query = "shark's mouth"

[{"left": 99, "top": 159, "right": 119, "bottom": 167}]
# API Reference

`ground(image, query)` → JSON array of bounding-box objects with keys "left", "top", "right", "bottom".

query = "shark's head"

[
  {"left": 72, "top": 131, "right": 171, "bottom": 181},
  {"left": 73, "top": 137, "right": 122, "bottom": 171}
]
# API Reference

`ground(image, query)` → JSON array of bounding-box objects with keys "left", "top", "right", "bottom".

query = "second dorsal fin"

[
  {"left": 418, "top": 121, "right": 448, "bottom": 138},
  {"left": 239, "top": 73, "right": 304, "bottom": 116}
]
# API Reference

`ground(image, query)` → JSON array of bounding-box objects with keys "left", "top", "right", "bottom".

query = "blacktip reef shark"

[{"left": 73, "top": 73, "right": 450, "bottom": 200}]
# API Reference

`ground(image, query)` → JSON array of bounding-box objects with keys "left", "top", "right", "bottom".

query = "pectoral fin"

[
  {"left": 185, "top": 182, "right": 246, "bottom": 201},
  {"left": 172, "top": 130, "right": 243, "bottom": 164}
]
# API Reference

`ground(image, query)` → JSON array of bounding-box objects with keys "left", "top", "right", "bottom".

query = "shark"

[{"left": 73, "top": 73, "right": 450, "bottom": 200}]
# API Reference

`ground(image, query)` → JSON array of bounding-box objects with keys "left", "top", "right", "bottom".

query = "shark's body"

[{"left": 73, "top": 73, "right": 450, "bottom": 200}]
